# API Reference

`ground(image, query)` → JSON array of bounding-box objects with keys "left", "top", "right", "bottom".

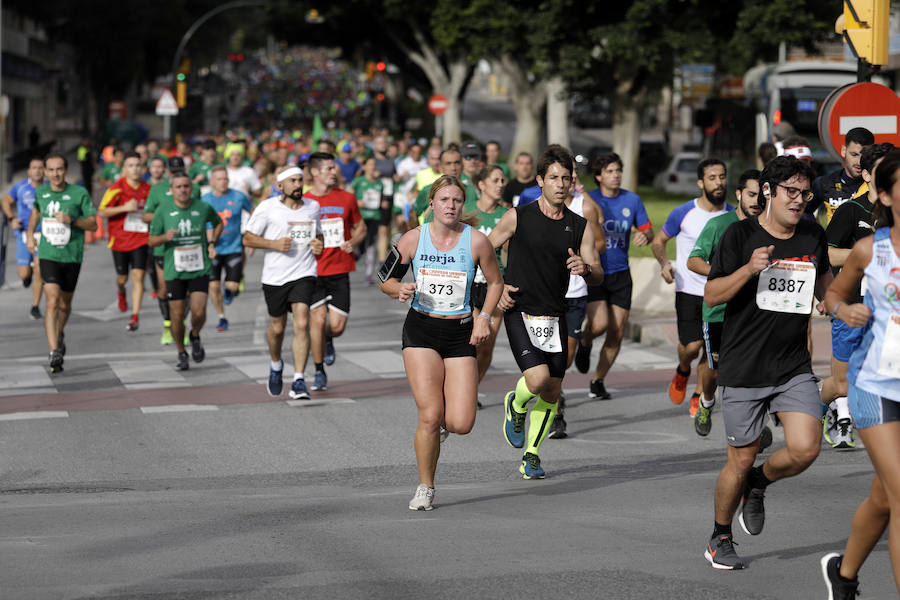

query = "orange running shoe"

[
  {"left": 668, "top": 368, "right": 689, "bottom": 404},
  {"left": 689, "top": 393, "right": 701, "bottom": 416}
]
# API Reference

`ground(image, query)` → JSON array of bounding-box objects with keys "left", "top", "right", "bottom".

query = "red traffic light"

[
  {"left": 236, "top": 53, "right": 244, "bottom": 61},
  {"left": 377, "top": 93, "right": 385, "bottom": 101},
  {"left": 228, "top": 53, "right": 245, "bottom": 62},
  {"left": 376, "top": 61, "right": 386, "bottom": 71}
]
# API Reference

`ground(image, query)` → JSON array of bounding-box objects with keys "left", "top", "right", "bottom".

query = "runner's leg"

[
  {"left": 43, "top": 283, "right": 62, "bottom": 351},
  {"left": 169, "top": 299, "right": 186, "bottom": 353},
  {"left": 267, "top": 314, "right": 287, "bottom": 363},
  {"left": 594, "top": 303, "right": 628, "bottom": 380},
  {"left": 131, "top": 268, "right": 145, "bottom": 317},
  {"left": 290, "top": 302, "right": 311, "bottom": 375},
  {"left": 404, "top": 347, "right": 446, "bottom": 488}
]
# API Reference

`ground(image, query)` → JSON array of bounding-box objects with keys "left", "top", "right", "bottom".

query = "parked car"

[{"left": 653, "top": 151, "right": 701, "bottom": 196}]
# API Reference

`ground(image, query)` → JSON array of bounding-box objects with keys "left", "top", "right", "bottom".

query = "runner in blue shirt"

[
  {"left": 1, "top": 157, "right": 46, "bottom": 319},
  {"left": 574, "top": 153, "right": 654, "bottom": 399},
  {"left": 516, "top": 184, "right": 542, "bottom": 207},
  {"left": 202, "top": 166, "right": 254, "bottom": 331}
]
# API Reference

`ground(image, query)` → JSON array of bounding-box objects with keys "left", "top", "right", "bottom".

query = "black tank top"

[{"left": 504, "top": 200, "right": 586, "bottom": 316}]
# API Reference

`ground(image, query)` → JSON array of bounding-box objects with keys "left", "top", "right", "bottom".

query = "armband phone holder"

[{"left": 377, "top": 245, "right": 409, "bottom": 283}]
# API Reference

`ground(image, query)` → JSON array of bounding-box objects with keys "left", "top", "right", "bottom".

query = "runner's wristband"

[
  {"left": 830, "top": 302, "right": 843, "bottom": 320},
  {"left": 479, "top": 311, "right": 491, "bottom": 320}
]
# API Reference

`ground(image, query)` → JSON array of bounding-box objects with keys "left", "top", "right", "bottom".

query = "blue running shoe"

[
  {"left": 324, "top": 337, "right": 336, "bottom": 366},
  {"left": 503, "top": 391, "right": 526, "bottom": 448},
  {"left": 267, "top": 366, "right": 283, "bottom": 397},
  {"left": 216, "top": 317, "right": 228, "bottom": 332},
  {"left": 223, "top": 288, "right": 234, "bottom": 305},
  {"left": 519, "top": 452, "right": 545, "bottom": 479},
  {"left": 310, "top": 370, "right": 328, "bottom": 391},
  {"left": 289, "top": 378, "right": 310, "bottom": 400}
]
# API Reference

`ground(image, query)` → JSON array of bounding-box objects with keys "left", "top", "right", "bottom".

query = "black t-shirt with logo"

[
  {"left": 709, "top": 217, "right": 829, "bottom": 388},
  {"left": 825, "top": 196, "right": 876, "bottom": 302},
  {"left": 502, "top": 178, "right": 537, "bottom": 206}
]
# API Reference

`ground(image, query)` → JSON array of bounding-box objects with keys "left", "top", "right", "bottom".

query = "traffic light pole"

[{"left": 858, "top": 57, "right": 872, "bottom": 82}]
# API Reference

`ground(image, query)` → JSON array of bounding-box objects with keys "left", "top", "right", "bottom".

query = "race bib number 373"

[
  {"left": 416, "top": 268, "right": 466, "bottom": 312},
  {"left": 756, "top": 260, "right": 816, "bottom": 314}
]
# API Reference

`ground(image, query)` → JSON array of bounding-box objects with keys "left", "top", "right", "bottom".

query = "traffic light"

[
  {"left": 176, "top": 81, "right": 186, "bottom": 108},
  {"left": 838, "top": 0, "right": 889, "bottom": 65},
  {"left": 376, "top": 61, "right": 386, "bottom": 72}
]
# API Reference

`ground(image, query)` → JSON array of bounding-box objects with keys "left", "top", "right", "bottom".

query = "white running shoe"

[
  {"left": 439, "top": 427, "right": 449, "bottom": 444},
  {"left": 832, "top": 418, "right": 856, "bottom": 449},
  {"left": 408, "top": 484, "right": 435, "bottom": 511}
]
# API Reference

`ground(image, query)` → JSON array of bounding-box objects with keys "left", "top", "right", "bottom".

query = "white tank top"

[{"left": 566, "top": 193, "right": 588, "bottom": 299}]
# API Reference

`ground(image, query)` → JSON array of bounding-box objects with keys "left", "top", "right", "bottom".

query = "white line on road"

[
  {"left": 567, "top": 430, "right": 686, "bottom": 444},
  {"left": 108, "top": 360, "right": 187, "bottom": 390},
  {"left": 0, "top": 411, "right": 69, "bottom": 421},
  {"left": 342, "top": 350, "right": 405, "bottom": 378},
  {"left": 286, "top": 398, "right": 355, "bottom": 407},
  {"left": 139, "top": 405, "right": 220, "bottom": 414}
]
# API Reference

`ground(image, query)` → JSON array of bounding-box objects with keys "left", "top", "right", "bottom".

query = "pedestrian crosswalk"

[{"left": 0, "top": 339, "right": 676, "bottom": 399}]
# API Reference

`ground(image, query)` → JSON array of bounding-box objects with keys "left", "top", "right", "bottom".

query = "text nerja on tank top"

[
  {"left": 411, "top": 223, "right": 476, "bottom": 316},
  {"left": 505, "top": 200, "right": 587, "bottom": 316},
  {"left": 849, "top": 227, "right": 900, "bottom": 401}
]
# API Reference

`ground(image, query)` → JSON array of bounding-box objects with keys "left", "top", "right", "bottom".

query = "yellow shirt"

[{"left": 415, "top": 167, "right": 441, "bottom": 192}]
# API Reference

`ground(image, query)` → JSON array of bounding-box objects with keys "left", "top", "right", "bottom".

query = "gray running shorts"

[{"left": 719, "top": 373, "right": 820, "bottom": 447}]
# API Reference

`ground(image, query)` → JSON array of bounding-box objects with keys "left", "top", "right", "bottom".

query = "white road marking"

[
  {"left": 342, "top": 350, "right": 406, "bottom": 378},
  {"left": 140, "top": 404, "right": 220, "bottom": 414},
  {"left": 252, "top": 300, "right": 268, "bottom": 346},
  {"left": 0, "top": 365, "right": 55, "bottom": 392},
  {"left": 567, "top": 430, "right": 686, "bottom": 444},
  {"left": 0, "top": 411, "right": 69, "bottom": 421},
  {"left": 108, "top": 360, "right": 187, "bottom": 390},
  {"left": 286, "top": 397, "right": 355, "bottom": 407}
]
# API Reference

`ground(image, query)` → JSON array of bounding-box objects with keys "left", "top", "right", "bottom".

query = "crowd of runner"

[{"left": 3, "top": 122, "right": 898, "bottom": 597}]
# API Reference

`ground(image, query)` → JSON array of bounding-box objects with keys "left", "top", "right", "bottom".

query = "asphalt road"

[{"left": 0, "top": 239, "right": 892, "bottom": 599}]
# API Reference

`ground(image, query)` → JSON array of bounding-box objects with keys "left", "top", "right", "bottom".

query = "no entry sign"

[
  {"left": 428, "top": 94, "right": 449, "bottom": 116},
  {"left": 818, "top": 82, "right": 900, "bottom": 162}
]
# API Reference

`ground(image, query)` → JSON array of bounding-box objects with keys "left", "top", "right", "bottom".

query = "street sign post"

[
  {"left": 818, "top": 81, "right": 900, "bottom": 162},
  {"left": 428, "top": 94, "right": 448, "bottom": 140}
]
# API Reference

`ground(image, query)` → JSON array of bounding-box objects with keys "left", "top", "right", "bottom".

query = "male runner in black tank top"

[{"left": 489, "top": 145, "right": 604, "bottom": 479}]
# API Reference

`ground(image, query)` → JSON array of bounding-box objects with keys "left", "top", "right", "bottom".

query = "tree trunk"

[
  {"left": 495, "top": 55, "right": 547, "bottom": 159},
  {"left": 546, "top": 76, "right": 569, "bottom": 149},
  {"left": 612, "top": 80, "right": 646, "bottom": 192}
]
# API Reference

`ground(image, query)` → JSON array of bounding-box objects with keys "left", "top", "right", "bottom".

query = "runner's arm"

[
  {"left": 348, "top": 217, "right": 366, "bottom": 248},
  {"left": 1, "top": 194, "right": 15, "bottom": 221},
  {"left": 575, "top": 224, "right": 603, "bottom": 284},
  {"left": 71, "top": 214, "right": 98, "bottom": 231},
  {"left": 824, "top": 237, "right": 873, "bottom": 328},
  {"left": 651, "top": 229, "right": 675, "bottom": 282},
  {"left": 487, "top": 208, "right": 517, "bottom": 250},
  {"left": 687, "top": 256, "right": 710, "bottom": 276},
  {"left": 705, "top": 245, "right": 772, "bottom": 307},
  {"left": 827, "top": 246, "right": 852, "bottom": 268},
  {"left": 582, "top": 199, "right": 606, "bottom": 254},
  {"left": 473, "top": 230, "right": 503, "bottom": 317},
  {"left": 380, "top": 228, "right": 418, "bottom": 301}
]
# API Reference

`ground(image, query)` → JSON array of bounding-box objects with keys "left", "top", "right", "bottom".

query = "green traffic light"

[{"left": 176, "top": 73, "right": 186, "bottom": 81}]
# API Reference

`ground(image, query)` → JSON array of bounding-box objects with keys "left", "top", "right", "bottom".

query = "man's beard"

[{"left": 707, "top": 187, "right": 726, "bottom": 205}]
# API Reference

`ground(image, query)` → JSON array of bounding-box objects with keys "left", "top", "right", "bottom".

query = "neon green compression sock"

[
  {"left": 512, "top": 376, "right": 535, "bottom": 412},
  {"left": 525, "top": 396, "right": 558, "bottom": 455}
]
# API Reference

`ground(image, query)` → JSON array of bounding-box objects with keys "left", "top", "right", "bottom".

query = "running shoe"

[
  {"left": 758, "top": 425, "right": 773, "bottom": 453},
  {"left": 190, "top": 334, "right": 205, "bottom": 363},
  {"left": 216, "top": 318, "right": 229, "bottom": 332},
  {"left": 408, "top": 484, "right": 435, "bottom": 511},
  {"left": 29, "top": 305, "right": 41, "bottom": 320},
  {"left": 160, "top": 325, "right": 174, "bottom": 346},
  {"left": 175, "top": 351, "right": 190, "bottom": 371},
  {"left": 738, "top": 484, "right": 766, "bottom": 535},
  {"left": 589, "top": 378, "right": 611, "bottom": 399},
  {"left": 832, "top": 418, "right": 856, "bottom": 449},
  {"left": 503, "top": 391, "right": 526, "bottom": 448},
  {"left": 822, "top": 403, "right": 838, "bottom": 446},
  {"left": 223, "top": 288, "right": 235, "bottom": 305},
  {"left": 150, "top": 290, "right": 158, "bottom": 299},
  {"left": 48, "top": 349, "right": 64, "bottom": 374},
  {"left": 289, "top": 378, "right": 310, "bottom": 400},
  {"left": 476, "top": 399, "right": 483, "bottom": 409},
  {"left": 267, "top": 366, "right": 283, "bottom": 397},
  {"left": 439, "top": 427, "right": 449, "bottom": 443},
  {"left": 324, "top": 336, "right": 336, "bottom": 366},
  {"left": 520, "top": 452, "right": 545, "bottom": 479},
  {"left": 126, "top": 315, "right": 139, "bottom": 332},
  {"left": 694, "top": 403, "right": 713, "bottom": 437},
  {"left": 668, "top": 368, "right": 689, "bottom": 404},
  {"left": 574, "top": 342, "right": 591, "bottom": 374},
  {"left": 820, "top": 553, "right": 859, "bottom": 600},
  {"left": 238, "top": 276, "right": 245, "bottom": 293},
  {"left": 310, "top": 370, "right": 328, "bottom": 391},
  {"left": 689, "top": 393, "right": 701, "bottom": 417},
  {"left": 57, "top": 334, "right": 66, "bottom": 357},
  {"left": 23, "top": 274, "right": 32, "bottom": 288},
  {"left": 547, "top": 413, "right": 568, "bottom": 439},
  {"left": 117, "top": 291, "right": 128, "bottom": 313},
  {"left": 704, "top": 534, "right": 744, "bottom": 570}
]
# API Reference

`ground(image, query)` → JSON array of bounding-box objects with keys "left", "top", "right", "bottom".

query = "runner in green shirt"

[
  {"left": 687, "top": 168, "right": 761, "bottom": 436},
  {"left": 351, "top": 157, "right": 385, "bottom": 282},
  {"left": 25, "top": 154, "right": 97, "bottom": 373},
  {"left": 149, "top": 173, "right": 223, "bottom": 371},
  {"left": 100, "top": 148, "right": 124, "bottom": 187},
  {"left": 187, "top": 143, "right": 218, "bottom": 194}
]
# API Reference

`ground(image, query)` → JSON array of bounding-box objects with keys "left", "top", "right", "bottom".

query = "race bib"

[
  {"left": 321, "top": 218, "right": 345, "bottom": 249},
  {"left": 522, "top": 313, "right": 562, "bottom": 353},
  {"left": 42, "top": 218, "right": 71, "bottom": 247},
  {"left": 416, "top": 268, "right": 466, "bottom": 312},
  {"left": 756, "top": 260, "right": 816, "bottom": 314},
  {"left": 123, "top": 211, "right": 148, "bottom": 233},
  {"left": 877, "top": 316, "right": 900, "bottom": 378},
  {"left": 288, "top": 221, "right": 315, "bottom": 248},
  {"left": 362, "top": 188, "right": 381, "bottom": 210},
  {"left": 381, "top": 177, "right": 394, "bottom": 196},
  {"left": 174, "top": 244, "right": 203, "bottom": 272}
]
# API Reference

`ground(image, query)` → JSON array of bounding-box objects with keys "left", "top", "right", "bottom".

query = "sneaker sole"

[
  {"left": 266, "top": 382, "right": 283, "bottom": 397},
  {"left": 309, "top": 384, "right": 327, "bottom": 391},
  {"left": 737, "top": 509, "right": 762, "bottom": 536},
  {"left": 408, "top": 504, "right": 434, "bottom": 511},
  {"left": 289, "top": 391, "right": 310, "bottom": 400},
  {"left": 820, "top": 553, "right": 839, "bottom": 600},
  {"left": 502, "top": 392, "right": 524, "bottom": 449},
  {"left": 704, "top": 548, "right": 743, "bottom": 570}
]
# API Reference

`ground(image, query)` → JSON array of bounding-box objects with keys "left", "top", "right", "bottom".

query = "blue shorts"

[
  {"left": 849, "top": 382, "right": 900, "bottom": 429},
  {"left": 831, "top": 318, "right": 865, "bottom": 363},
  {"left": 15, "top": 231, "right": 38, "bottom": 267},
  {"left": 565, "top": 296, "right": 587, "bottom": 339}
]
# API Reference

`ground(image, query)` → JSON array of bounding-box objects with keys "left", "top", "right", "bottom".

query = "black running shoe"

[
  {"left": 574, "top": 342, "right": 591, "bottom": 373},
  {"left": 176, "top": 351, "right": 190, "bottom": 371},
  {"left": 57, "top": 334, "right": 66, "bottom": 357},
  {"left": 704, "top": 534, "right": 744, "bottom": 570},
  {"left": 757, "top": 425, "right": 773, "bottom": 453},
  {"left": 48, "top": 350, "right": 64, "bottom": 374},
  {"left": 739, "top": 485, "right": 766, "bottom": 535},
  {"left": 547, "top": 414, "right": 568, "bottom": 439},
  {"left": 589, "top": 379, "right": 611, "bottom": 399},
  {"left": 190, "top": 334, "right": 205, "bottom": 363},
  {"left": 820, "top": 553, "right": 859, "bottom": 600},
  {"left": 29, "top": 306, "right": 41, "bottom": 320},
  {"left": 694, "top": 403, "right": 713, "bottom": 437},
  {"left": 23, "top": 274, "right": 32, "bottom": 288}
]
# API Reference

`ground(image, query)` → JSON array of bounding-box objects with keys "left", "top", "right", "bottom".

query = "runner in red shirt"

[
  {"left": 98, "top": 151, "right": 151, "bottom": 331},
  {"left": 303, "top": 152, "right": 366, "bottom": 391}
]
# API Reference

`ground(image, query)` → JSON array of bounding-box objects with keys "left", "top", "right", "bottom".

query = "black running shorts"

[
  {"left": 675, "top": 291, "right": 704, "bottom": 346},
  {"left": 211, "top": 252, "right": 243, "bottom": 283},
  {"left": 586, "top": 270, "right": 633, "bottom": 310},
  {"left": 39, "top": 259, "right": 81, "bottom": 293},
  {"left": 401, "top": 308, "right": 476, "bottom": 358},
  {"left": 166, "top": 276, "right": 210, "bottom": 301},
  {"left": 310, "top": 273, "right": 351, "bottom": 315},
  {"left": 112, "top": 245, "right": 149, "bottom": 276},
  {"left": 504, "top": 309, "right": 568, "bottom": 379},
  {"left": 263, "top": 276, "right": 316, "bottom": 317}
]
